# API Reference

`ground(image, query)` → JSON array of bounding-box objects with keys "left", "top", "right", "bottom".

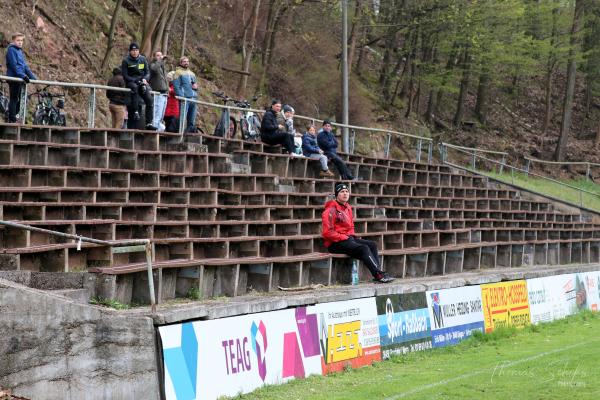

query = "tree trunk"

[
  {"left": 554, "top": 0, "right": 585, "bottom": 161},
  {"left": 237, "top": 0, "right": 262, "bottom": 97},
  {"left": 180, "top": 0, "right": 189, "bottom": 58},
  {"left": 453, "top": 48, "right": 471, "bottom": 127},
  {"left": 100, "top": 0, "right": 123, "bottom": 71},
  {"left": 153, "top": 0, "right": 171, "bottom": 53},
  {"left": 542, "top": 68, "right": 554, "bottom": 135},
  {"left": 474, "top": 71, "right": 490, "bottom": 124},
  {"left": 347, "top": 0, "right": 362, "bottom": 73},
  {"left": 257, "top": 0, "right": 287, "bottom": 92},
  {"left": 141, "top": 0, "right": 170, "bottom": 56},
  {"left": 161, "top": 0, "right": 183, "bottom": 54},
  {"left": 425, "top": 89, "right": 436, "bottom": 124}
]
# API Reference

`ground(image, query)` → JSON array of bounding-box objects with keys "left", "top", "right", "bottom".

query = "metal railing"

[
  {"left": 523, "top": 156, "right": 600, "bottom": 182},
  {"left": 175, "top": 96, "right": 434, "bottom": 163},
  {"left": 0, "top": 220, "right": 156, "bottom": 312},
  {"left": 441, "top": 143, "right": 600, "bottom": 211},
  {"left": 0, "top": 75, "right": 131, "bottom": 128}
]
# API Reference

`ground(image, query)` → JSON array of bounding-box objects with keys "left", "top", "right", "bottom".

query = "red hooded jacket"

[
  {"left": 164, "top": 83, "right": 179, "bottom": 117},
  {"left": 321, "top": 199, "right": 355, "bottom": 248}
]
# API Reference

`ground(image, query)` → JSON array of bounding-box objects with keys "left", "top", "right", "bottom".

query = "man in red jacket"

[{"left": 322, "top": 183, "right": 394, "bottom": 283}]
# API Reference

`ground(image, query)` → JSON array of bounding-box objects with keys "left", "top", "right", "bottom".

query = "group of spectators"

[
  {"left": 4, "top": 35, "right": 394, "bottom": 284},
  {"left": 261, "top": 99, "right": 355, "bottom": 180},
  {"left": 106, "top": 43, "right": 198, "bottom": 133}
]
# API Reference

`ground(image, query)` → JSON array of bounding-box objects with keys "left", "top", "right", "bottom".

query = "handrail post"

[
  {"left": 19, "top": 82, "right": 28, "bottom": 122},
  {"left": 350, "top": 129, "right": 356, "bottom": 154},
  {"left": 427, "top": 141, "right": 433, "bottom": 164},
  {"left": 511, "top": 166, "right": 515, "bottom": 184},
  {"left": 525, "top": 158, "right": 531, "bottom": 176},
  {"left": 416, "top": 139, "right": 422, "bottom": 162},
  {"left": 440, "top": 143, "right": 446, "bottom": 164},
  {"left": 145, "top": 241, "right": 156, "bottom": 313},
  {"left": 87, "top": 88, "right": 96, "bottom": 128},
  {"left": 384, "top": 132, "right": 392, "bottom": 158},
  {"left": 586, "top": 163, "right": 591, "bottom": 181},
  {"left": 179, "top": 98, "right": 188, "bottom": 135},
  {"left": 471, "top": 151, "right": 476, "bottom": 170},
  {"left": 499, "top": 154, "right": 506, "bottom": 175}
]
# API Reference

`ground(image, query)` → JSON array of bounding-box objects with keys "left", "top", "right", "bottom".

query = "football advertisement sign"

[
  {"left": 527, "top": 274, "right": 578, "bottom": 324},
  {"left": 481, "top": 280, "right": 531, "bottom": 333}
]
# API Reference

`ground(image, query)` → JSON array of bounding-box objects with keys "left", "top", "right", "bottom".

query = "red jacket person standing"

[{"left": 322, "top": 183, "right": 394, "bottom": 283}]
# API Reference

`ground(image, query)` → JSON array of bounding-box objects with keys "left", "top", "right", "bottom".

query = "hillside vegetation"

[{"left": 1, "top": 0, "right": 600, "bottom": 164}]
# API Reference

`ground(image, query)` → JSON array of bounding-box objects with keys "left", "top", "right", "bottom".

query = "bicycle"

[
  {"left": 0, "top": 82, "right": 9, "bottom": 121},
  {"left": 29, "top": 85, "right": 67, "bottom": 126},
  {"left": 212, "top": 92, "right": 262, "bottom": 141}
]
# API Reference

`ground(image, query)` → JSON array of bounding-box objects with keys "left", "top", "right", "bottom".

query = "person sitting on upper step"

[
  {"left": 302, "top": 124, "right": 334, "bottom": 177},
  {"left": 260, "top": 99, "right": 296, "bottom": 155},
  {"left": 322, "top": 183, "right": 394, "bottom": 283},
  {"left": 121, "top": 42, "right": 155, "bottom": 130},
  {"left": 317, "top": 120, "right": 355, "bottom": 180}
]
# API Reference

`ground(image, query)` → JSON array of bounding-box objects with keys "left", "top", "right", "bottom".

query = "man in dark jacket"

[
  {"left": 322, "top": 183, "right": 394, "bottom": 283},
  {"left": 260, "top": 99, "right": 295, "bottom": 154},
  {"left": 317, "top": 120, "right": 355, "bottom": 180},
  {"left": 149, "top": 50, "right": 168, "bottom": 130},
  {"left": 5, "top": 33, "right": 37, "bottom": 123},
  {"left": 121, "top": 42, "right": 154, "bottom": 129},
  {"left": 106, "top": 67, "right": 129, "bottom": 129}
]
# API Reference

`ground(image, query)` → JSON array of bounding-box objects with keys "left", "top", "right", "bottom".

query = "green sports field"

[{"left": 229, "top": 311, "right": 600, "bottom": 400}]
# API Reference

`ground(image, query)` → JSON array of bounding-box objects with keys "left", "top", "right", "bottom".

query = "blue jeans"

[{"left": 182, "top": 100, "right": 197, "bottom": 132}]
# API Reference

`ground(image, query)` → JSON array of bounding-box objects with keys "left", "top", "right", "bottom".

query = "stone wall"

[{"left": 0, "top": 278, "right": 159, "bottom": 400}]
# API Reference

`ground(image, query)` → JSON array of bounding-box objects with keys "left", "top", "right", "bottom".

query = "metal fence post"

[
  {"left": 427, "top": 141, "right": 433, "bottom": 164},
  {"left": 87, "top": 88, "right": 96, "bottom": 128},
  {"left": 384, "top": 133, "right": 392, "bottom": 158},
  {"left": 471, "top": 151, "right": 476, "bottom": 170},
  {"left": 511, "top": 167, "right": 515, "bottom": 184},
  {"left": 350, "top": 129, "right": 356, "bottom": 154},
  {"left": 144, "top": 241, "right": 156, "bottom": 313},
  {"left": 440, "top": 143, "right": 446, "bottom": 164},
  {"left": 19, "top": 82, "right": 28, "bottom": 122},
  {"left": 586, "top": 163, "right": 591, "bottom": 181},
  {"left": 525, "top": 159, "right": 531, "bottom": 176},
  {"left": 416, "top": 139, "right": 422, "bottom": 162},
  {"left": 179, "top": 99, "right": 188, "bottom": 134},
  {"left": 499, "top": 154, "right": 506, "bottom": 175}
]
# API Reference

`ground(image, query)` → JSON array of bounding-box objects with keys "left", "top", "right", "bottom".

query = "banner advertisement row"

[{"left": 159, "top": 270, "right": 600, "bottom": 400}]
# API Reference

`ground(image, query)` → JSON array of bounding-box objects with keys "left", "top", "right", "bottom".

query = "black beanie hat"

[
  {"left": 335, "top": 183, "right": 349, "bottom": 197},
  {"left": 129, "top": 42, "right": 140, "bottom": 51}
]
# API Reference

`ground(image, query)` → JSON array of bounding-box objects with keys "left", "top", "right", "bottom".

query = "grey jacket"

[{"left": 149, "top": 60, "right": 168, "bottom": 93}]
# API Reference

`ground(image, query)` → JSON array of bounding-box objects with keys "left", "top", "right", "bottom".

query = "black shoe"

[
  {"left": 133, "top": 111, "right": 140, "bottom": 121},
  {"left": 146, "top": 124, "right": 157, "bottom": 131},
  {"left": 373, "top": 273, "right": 395, "bottom": 283}
]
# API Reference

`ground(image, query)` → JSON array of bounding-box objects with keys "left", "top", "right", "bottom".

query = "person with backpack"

[
  {"left": 106, "top": 67, "right": 129, "bottom": 129},
  {"left": 322, "top": 183, "right": 394, "bottom": 283},
  {"left": 260, "top": 99, "right": 295, "bottom": 155},
  {"left": 5, "top": 33, "right": 37, "bottom": 123},
  {"left": 121, "top": 42, "right": 155, "bottom": 130}
]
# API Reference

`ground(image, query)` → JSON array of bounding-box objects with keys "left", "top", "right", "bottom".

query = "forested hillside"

[{"left": 1, "top": 0, "right": 600, "bottom": 163}]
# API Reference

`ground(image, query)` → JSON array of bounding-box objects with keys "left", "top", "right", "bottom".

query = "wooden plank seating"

[{"left": 1, "top": 123, "right": 600, "bottom": 303}]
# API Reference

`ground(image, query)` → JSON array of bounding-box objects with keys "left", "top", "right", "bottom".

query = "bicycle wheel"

[
  {"left": 33, "top": 108, "right": 49, "bottom": 125},
  {"left": 241, "top": 118, "right": 250, "bottom": 140},
  {"left": 227, "top": 117, "right": 237, "bottom": 139}
]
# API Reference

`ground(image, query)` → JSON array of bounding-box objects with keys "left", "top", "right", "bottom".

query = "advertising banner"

[
  {"left": 527, "top": 274, "right": 578, "bottom": 324},
  {"left": 159, "top": 297, "right": 381, "bottom": 399},
  {"left": 425, "top": 286, "right": 484, "bottom": 347},
  {"left": 481, "top": 280, "right": 530, "bottom": 333},
  {"left": 575, "top": 271, "right": 600, "bottom": 312},
  {"left": 376, "top": 292, "right": 432, "bottom": 359},
  {"left": 310, "top": 297, "right": 381, "bottom": 374}
]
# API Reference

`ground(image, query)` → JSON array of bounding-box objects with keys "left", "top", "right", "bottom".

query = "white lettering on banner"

[{"left": 221, "top": 337, "right": 251, "bottom": 375}]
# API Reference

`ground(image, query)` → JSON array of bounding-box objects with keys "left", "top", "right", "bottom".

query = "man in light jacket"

[
  {"left": 172, "top": 56, "right": 198, "bottom": 133},
  {"left": 149, "top": 51, "right": 169, "bottom": 130}
]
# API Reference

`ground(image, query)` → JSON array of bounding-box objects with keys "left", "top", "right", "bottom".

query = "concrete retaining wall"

[{"left": 0, "top": 278, "right": 159, "bottom": 400}]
